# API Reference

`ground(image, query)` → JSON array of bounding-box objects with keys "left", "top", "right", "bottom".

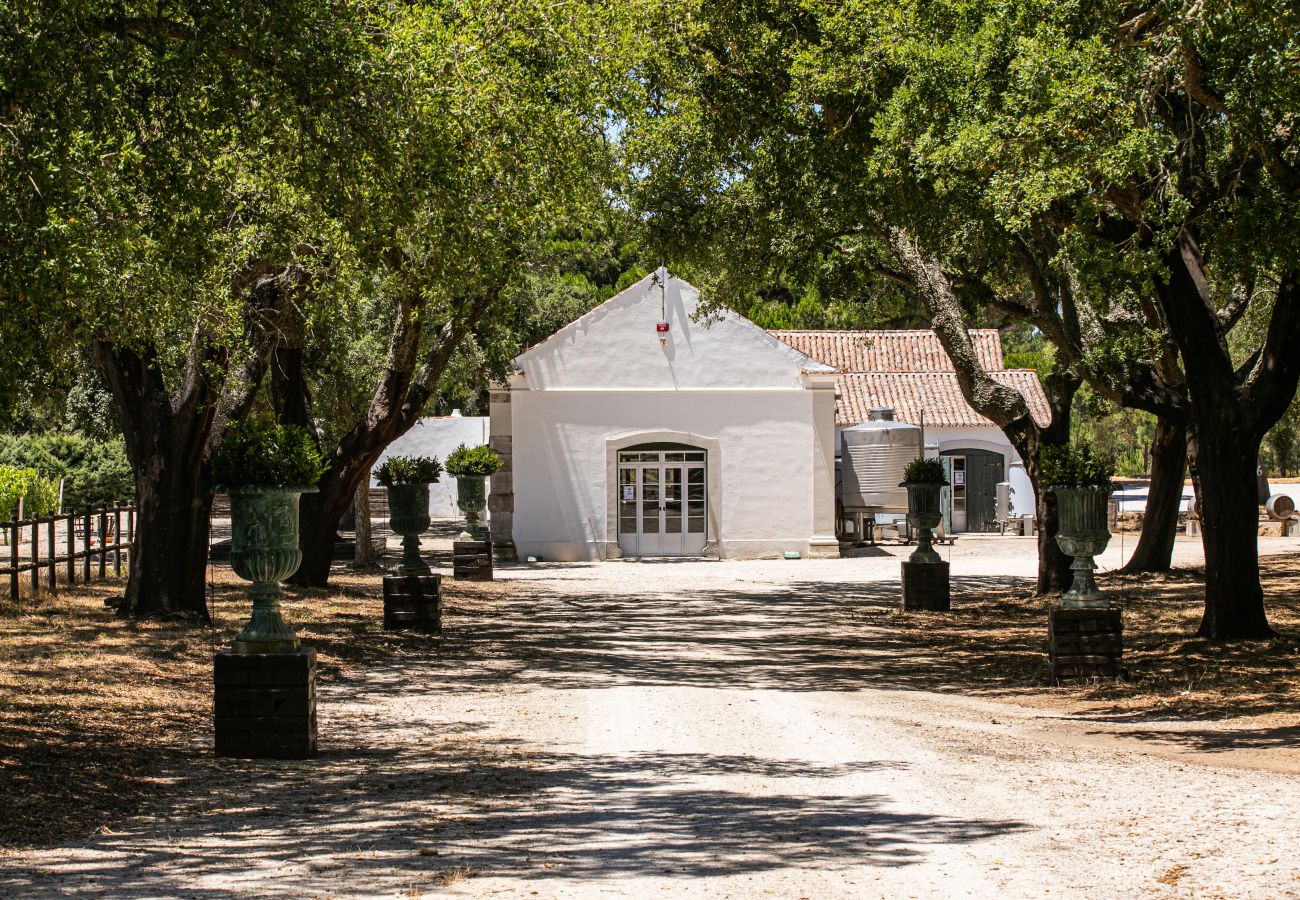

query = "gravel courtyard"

[{"left": 3, "top": 533, "right": 1299, "bottom": 898}]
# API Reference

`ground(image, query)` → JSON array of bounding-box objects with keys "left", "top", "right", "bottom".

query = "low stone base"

[
  {"left": 454, "top": 529, "right": 494, "bottom": 581},
  {"left": 901, "top": 560, "right": 950, "bottom": 611},
  {"left": 214, "top": 649, "right": 317, "bottom": 759},
  {"left": 382, "top": 574, "right": 442, "bottom": 631},
  {"left": 1048, "top": 606, "right": 1123, "bottom": 682}
]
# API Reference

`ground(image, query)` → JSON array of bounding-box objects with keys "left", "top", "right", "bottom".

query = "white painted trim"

[{"left": 605, "top": 430, "right": 722, "bottom": 559}]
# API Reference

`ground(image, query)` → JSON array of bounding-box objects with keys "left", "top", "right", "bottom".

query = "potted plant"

[
  {"left": 374, "top": 455, "right": 442, "bottom": 576},
  {"left": 1041, "top": 442, "right": 1117, "bottom": 608},
  {"left": 444, "top": 443, "right": 502, "bottom": 540},
  {"left": 900, "top": 456, "right": 949, "bottom": 564},
  {"left": 211, "top": 420, "right": 326, "bottom": 653}
]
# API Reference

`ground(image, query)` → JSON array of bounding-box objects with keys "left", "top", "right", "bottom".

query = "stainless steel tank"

[{"left": 840, "top": 411, "right": 923, "bottom": 512}]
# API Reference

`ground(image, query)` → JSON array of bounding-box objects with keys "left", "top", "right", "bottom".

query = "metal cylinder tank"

[{"left": 840, "top": 416, "right": 923, "bottom": 511}]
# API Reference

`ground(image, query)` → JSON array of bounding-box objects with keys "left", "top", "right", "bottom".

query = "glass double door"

[{"left": 617, "top": 449, "right": 707, "bottom": 557}]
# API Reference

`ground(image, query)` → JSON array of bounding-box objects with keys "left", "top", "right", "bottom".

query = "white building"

[
  {"left": 771, "top": 330, "right": 1049, "bottom": 531},
  {"left": 489, "top": 270, "right": 840, "bottom": 561},
  {"left": 372, "top": 413, "right": 489, "bottom": 517}
]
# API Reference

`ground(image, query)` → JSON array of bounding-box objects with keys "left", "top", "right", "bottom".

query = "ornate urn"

[
  {"left": 456, "top": 476, "right": 487, "bottom": 541},
  {"left": 387, "top": 482, "right": 432, "bottom": 576},
  {"left": 1052, "top": 484, "right": 1112, "bottom": 608},
  {"left": 226, "top": 485, "right": 316, "bottom": 653},
  {"left": 901, "top": 480, "right": 947, "bottom": 564}
]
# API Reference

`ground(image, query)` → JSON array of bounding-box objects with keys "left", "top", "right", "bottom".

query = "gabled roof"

[
  {"left": 769, "top": 329, "right": 1005, "bottom": 373},
  {"left": 769, "top": 328, "right": 1051, "bottom": 429},
  {"left": 837, "top": 371, "right": 1052, "bottom": 429},
  {"left": 511, "top": 270, "right": 833, "bottom": 391}
]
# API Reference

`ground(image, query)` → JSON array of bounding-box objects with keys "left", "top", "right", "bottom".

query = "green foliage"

[
  {"left": 1040, "top": 442, "right": 1116, "bottom": 487},
  {"left": 902, "top": 457, "right": 948, "bottom": 484},
  {"left": 444, "top": 444, "right": 503, "bottom": 478},
  {"left": 210, "top": 420, "right": 326, "bottom": 489},
  {"left": 0, "top": 432, "right": 133, "bottom": 510},
  {"left": 1069, "top": 386, "right": 1156, "bottom": 478},
  {"left": 0, "top": 465, "right": 60, "bottom": 520},
  {"left": 375, "top": 456, "right": 442, "bottom": 486}
]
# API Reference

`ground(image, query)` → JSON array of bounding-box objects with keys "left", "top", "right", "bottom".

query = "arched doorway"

[{"left": 616, "top": 443, "right": 708, "bottom": 557}]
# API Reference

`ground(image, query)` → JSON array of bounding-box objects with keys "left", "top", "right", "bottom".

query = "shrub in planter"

[
  {"left": 211, "top": 420, "right": 326, "bottom": 652},
  {"left": 374, "top": 456, "right": 442, "bottom": 575},
  {"left": 1040, "top": 442, "right": 1117, "bottom": 608},
  {"left": 444, "top": 444, "right": 502, "bottom": 540},
  {"left": 899, "top": 456, "right": 949, "bottom": 564}
]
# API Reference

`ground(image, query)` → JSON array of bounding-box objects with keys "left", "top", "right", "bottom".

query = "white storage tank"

[{"left": 840, "top": 408, "right": 923, "bottom": 512}]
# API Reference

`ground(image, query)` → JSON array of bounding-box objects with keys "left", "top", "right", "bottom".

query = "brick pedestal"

[
  {"left": 901, "top": 560, "right": 950, "bottom": 611},
  {"left": 382, "top": 574, "right": 442, "bottom": 631},
  {"left": 1048, "top": 606, "right": 1123, "bottom": 682},
  {"left": 214, "top": 649, "right": 317, "bottom": 759},
  {"left": 454, "top": 528, "right": 493, "bottom": 582}
]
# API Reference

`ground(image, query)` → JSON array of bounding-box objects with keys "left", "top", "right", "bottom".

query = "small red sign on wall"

[{"left": 656, "top": 322, "right": 670, "bottom": 333}]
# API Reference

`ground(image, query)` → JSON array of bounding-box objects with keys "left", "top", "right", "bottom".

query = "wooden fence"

[{"left": 1, "top": 504, "right": 136, "bottom": 601}]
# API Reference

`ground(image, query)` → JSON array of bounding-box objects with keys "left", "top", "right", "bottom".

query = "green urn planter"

[
  {"left": 1053, "top": 484, "right": 1112, "bottom": 608},
  {"left": 225, "top": 485, "right": 316, "bottom": 653},
  {"left": 387, "top": 482, "right": 432, "bottom": 576},
  {"left": 901, "top": 480, "right": 948, "bottom": 564},
  {"left": 455, "top": 475, "right": 487, "bottom": 540}
]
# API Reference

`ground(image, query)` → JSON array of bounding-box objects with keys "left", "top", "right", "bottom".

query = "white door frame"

[
  {"left": 616, "top": 453, "right": 707, "bottom": 557},
  {"left": 605, "top": 431, "right": 721, "bottom": 558}
]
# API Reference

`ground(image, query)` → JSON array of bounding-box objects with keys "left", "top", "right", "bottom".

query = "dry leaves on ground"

[{"left": 0, "top": 570, "right": 501, "bottom": 848}]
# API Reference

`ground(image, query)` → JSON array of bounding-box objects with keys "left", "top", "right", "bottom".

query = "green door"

[{"left": 942, "top": 449, "right": 1004, "bottom": 532}]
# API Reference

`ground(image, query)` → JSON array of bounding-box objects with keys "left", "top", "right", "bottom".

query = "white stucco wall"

[
  {"left": 505, "top": 270, "right": 837, "bottom": 561},
  {"left": 371, "top": 415, "right": 490, "bottom": 518},
  {"left": 511, "top": 390, "right": 822, "bottom": 560}
]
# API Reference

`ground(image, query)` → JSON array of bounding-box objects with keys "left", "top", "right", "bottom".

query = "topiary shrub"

[
  {"left": 902, "top": 456, "right": 948, "bottom": 484},
  {"left": 375, "top": 455, "right": 443, "bottom": 486},
  {"left": 444, "top": 443, "right": 503, "bottom": 478},
  {"left": 1039, "top": 441, "right": 1116, "bottom": 487},
  {"left": 210, "top": 420, "right": 327, "bottom": 489}
]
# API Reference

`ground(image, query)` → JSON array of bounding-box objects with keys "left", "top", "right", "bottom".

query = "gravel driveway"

[{"left": 4, "top": 535, "right": 1299, "bottom": 898}]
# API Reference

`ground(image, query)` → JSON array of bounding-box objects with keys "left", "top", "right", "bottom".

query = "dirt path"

[{"left": 4, "top": 540, "right": 1300, "bottom": 898}]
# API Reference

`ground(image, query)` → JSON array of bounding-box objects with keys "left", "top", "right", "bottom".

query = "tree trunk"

[
  {"left": 1188, "top": 425, "right": 1275, "bottom": 638},
  {"left": 1119, "top": 417, "right": 1187, "bottom": 575},
  {"left": 92, "top": 340, "right": 215, "bottom": 621},
  {"left": 353, "top": 477, "right": 375, "bottom": 567},
  {"left": 294, "top": 454, "right": 378, "bottom": 585}
]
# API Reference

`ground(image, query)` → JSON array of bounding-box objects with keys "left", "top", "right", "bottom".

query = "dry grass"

[
  {"left": 0, "top": 569, "right": 502, "bottom": 849},
  {"left": 854, "top": 555, "right": 1300, "bottom": 719}
]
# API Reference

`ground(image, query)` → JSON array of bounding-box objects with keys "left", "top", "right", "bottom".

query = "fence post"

[
  {"left": 31, "top": 515, "right": 39, "bottom": 597},
  {"left": 113, "top": 504, "right": 123, "bottom": 576},
  {"left": 66, "top": 512, "right": 76, "bottom": 584},
  {"left": 83, "top": 510, "right": 91, "bottom": 583},
  {"left": 47, "top": 516, "right": 56, "bottom": 592},
  {"left": 8, "top": 519, "right": 16, "bottom": 602},
  {"left": 98, "top": 510, "right": 107, "bottom": 579}
]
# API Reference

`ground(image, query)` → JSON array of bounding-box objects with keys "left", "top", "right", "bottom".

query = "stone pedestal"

[
  {"left": 901, "top": 560, "right": 950, "bottom": 611},
  {"left": 1048, "top": 606, "right": 1123, "bottom": 682},
  {"left": 214, "top": 649, "right": 317, "bottom": 759},
  {"left": 382, "top": 574, "right": 442, "bottom": 631},
  {"left": 454, "top": 528, "right": 493, "bottom": 582}
]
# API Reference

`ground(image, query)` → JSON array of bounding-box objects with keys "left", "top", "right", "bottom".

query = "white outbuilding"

[{"left": 488, "top": 270, "right": 840, "bottom": 561}]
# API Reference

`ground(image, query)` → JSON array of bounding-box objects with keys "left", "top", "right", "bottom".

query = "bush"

[
  {"left": 0, "top": 432, "right": 134, "bottom": 510},
  {"left": 0, "top": 465, "right": 60, "bottom": 520},
  {"left": 375, "top": 455, "right": 442, "bottom": 486},
  {"left": 210, "top": 420, "right": 327, "bottom": 488},
  {"left": 1040, "top": 441, "right": 1116, "bottom": 487},
  {"left": 444, "top": 443, "right": 503, "bottom": 477},
  {"left": 902, "top": 456, "right": 948, "bottom": 484}
]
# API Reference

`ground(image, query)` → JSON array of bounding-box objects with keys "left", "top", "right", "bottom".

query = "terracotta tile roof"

[
  {"left": 769, "top": 329, "right": 1005, "bottom": 373},
  {"left": 836, "top": 371, "right": 1052, "bottom": 429}
]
